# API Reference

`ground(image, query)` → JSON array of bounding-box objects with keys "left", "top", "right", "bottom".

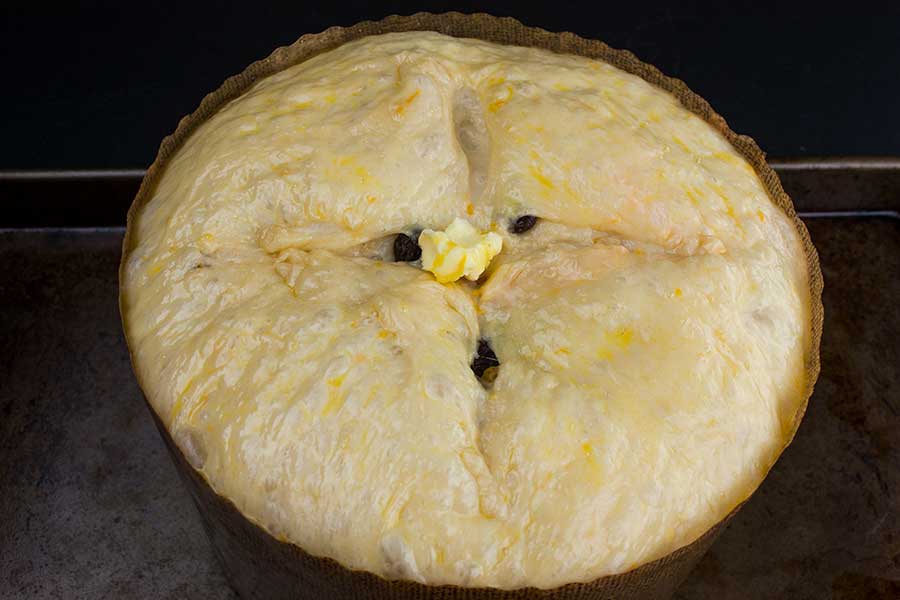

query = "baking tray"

[{"left": 0, "top": 159, "right": 898, "bottom": 599}]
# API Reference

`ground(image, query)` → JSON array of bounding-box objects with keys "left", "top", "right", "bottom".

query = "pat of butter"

[{"left": 419, "top": 218, "right": 502, "bottom": 283}]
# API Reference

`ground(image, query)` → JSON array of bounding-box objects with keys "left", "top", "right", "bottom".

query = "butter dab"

[{"left": 419, "top": 218, "right": 502, "bottom": 283}]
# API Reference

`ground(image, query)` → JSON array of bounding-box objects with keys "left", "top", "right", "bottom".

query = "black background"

[{"left": 3, "top": 3, "right": 899, "bottom": 169}]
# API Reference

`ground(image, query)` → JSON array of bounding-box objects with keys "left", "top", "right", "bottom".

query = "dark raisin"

[
  {"left": 393, "top": 233, "right": 421, "bottom": 262},
  {"left": 471, "top": 339, "right": 500, "bottom": 378},
  {"left": 510, "top": 215, "right": 538, "bottom": 234}
]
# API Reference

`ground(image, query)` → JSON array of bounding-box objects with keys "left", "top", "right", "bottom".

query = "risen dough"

[{"left": 122, "top": 32, "right": 812, "bottom": 589}]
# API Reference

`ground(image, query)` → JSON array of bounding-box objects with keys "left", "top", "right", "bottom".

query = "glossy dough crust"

[{"left": 121, "top": 32, "right": 811, "bottom": 589}]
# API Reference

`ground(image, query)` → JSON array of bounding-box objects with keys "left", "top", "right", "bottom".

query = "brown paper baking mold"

[{"left": 120, "top": 12, "right": 824, "bottom": 599}]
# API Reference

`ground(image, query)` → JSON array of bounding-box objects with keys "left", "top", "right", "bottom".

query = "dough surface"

[{"left": 122, "top": 32, "right": 812, "bottom": 589}]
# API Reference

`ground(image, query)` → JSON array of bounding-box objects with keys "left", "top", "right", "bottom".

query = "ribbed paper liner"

[{"left": 120, "top": 12, "right": 824, "bottom": 600}]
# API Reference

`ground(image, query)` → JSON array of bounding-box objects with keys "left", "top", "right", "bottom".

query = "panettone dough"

[{"left": 122, "top": 32, "right": 812, "bottom": 589}]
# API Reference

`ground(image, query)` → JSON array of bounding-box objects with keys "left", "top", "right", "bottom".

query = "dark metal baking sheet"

[{"left": 0, "top": 161, "right": 898, "bottom": 598}]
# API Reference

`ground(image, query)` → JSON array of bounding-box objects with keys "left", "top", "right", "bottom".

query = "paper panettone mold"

[{"left": 120, "top": 12, "right": 823, "bottom": 600}]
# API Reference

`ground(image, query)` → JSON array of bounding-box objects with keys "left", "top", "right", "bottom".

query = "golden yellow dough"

[{"left": 121, "top": 32, "right": 812, "bottom": 589}]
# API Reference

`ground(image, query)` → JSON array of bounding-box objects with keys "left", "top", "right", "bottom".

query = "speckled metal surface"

[
  {"left": 0, "top": 166, "right": 898, "bottom": 598},
  {"left": 0, "top": 230, "right": 234, "bottom": 599}
]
